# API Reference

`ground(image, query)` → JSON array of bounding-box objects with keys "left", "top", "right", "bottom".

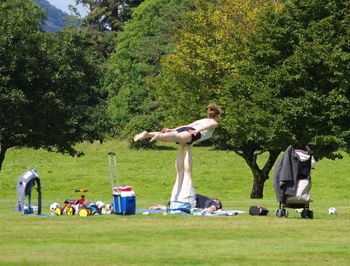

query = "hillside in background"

[{"left": 33, "top": 0, "right": 75, "bottom": 32}]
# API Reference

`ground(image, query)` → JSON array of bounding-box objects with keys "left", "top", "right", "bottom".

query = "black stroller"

[{"left": 273, "top": 145, "right": 314, "bottom": 219}]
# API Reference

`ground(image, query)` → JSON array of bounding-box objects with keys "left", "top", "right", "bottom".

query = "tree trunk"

[
  {"left": 0, "top": 144, "right": 8, "bottom": 171},
  {"left": 237, "top": 148, "right": 280, "bottom": 199},
  {"left": 250, "top": 168, "right": 269, "bottom": 198}
]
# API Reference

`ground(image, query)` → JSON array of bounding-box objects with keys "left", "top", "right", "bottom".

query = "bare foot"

[{"left": 133, "top": 131, "right": 147, "bottom": 142}]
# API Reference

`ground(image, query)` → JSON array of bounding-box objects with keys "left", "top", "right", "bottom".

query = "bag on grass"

[
  {"left": 166, "top": 201, "right": 191, "bottom": 215},
  {"left": 249, "top": 205, "right": 269, "bottom": 216}
]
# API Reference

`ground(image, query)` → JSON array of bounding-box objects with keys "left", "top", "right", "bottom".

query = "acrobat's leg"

[
  {"left": 170, "top": 144, "right": 186, "bottom": 201},
  {"left": 177, "top": 145, "right": 196, "bottom": 207},
  {"left": 134, "top": 131, "right": 162, "bottom": 142},
  {"left": 150, "top": 131, "right": 192, "bottom": 144}
]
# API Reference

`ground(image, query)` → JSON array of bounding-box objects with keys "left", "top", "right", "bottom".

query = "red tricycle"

[{"left": 53, "top": 189, "right": 99, "bottom": 217}]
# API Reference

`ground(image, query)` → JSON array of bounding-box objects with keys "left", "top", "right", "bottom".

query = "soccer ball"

[
  {"left": 50, "top": 202, "right": 60, "bottom": 212},
  {"left": 104, "top": 204, "right": 112, "bottom": 214},
  {"left": 328, "top": 207, "right": 337, "bottom": 215},
  {"left": 96, "top": 201, "right": 105, "bottom": 209}
]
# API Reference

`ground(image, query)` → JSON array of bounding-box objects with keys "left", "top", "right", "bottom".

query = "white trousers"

[{"left": 170, "top": 144, "right": 196, "bottom": 208}]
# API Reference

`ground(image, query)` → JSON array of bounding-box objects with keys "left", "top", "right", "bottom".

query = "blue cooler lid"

[
  {"left": 120, "top": 191, "right": 135, "bottom": 197},
  {"left": 113, "top": 191, "right": 135, "bottom": 196}
]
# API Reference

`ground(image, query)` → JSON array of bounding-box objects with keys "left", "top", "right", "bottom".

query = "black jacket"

[
  {"left": 195, "top": 194, "right": 220, "bottom": 209},
  {"left": 273, "top": 145, "right": 312, "bottom": 202}
]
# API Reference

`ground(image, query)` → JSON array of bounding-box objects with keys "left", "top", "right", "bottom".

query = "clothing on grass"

[{"left": 195, "top": 194, "right": 221, "bottom": 209}]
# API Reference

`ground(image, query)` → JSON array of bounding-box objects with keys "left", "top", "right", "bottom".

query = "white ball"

[
  {"left": 50, "top": 202, "right": 59, "bottom": 212},
  {"left": 143, "top": 211, "right": 150, "bottom": 216},
  {"left": 328, "top": 207, "right": 337, "bottom": 215},
  {"left": 96, "top": 201, "right": 105, "bottom": 209}
]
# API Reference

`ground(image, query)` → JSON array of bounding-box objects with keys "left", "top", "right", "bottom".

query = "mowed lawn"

[{"left": 0, "top": 140, "right": 349, "bottom": 265}]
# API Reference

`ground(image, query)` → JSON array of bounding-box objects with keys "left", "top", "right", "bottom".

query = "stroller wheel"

[
  {"left": 276, "top": 209, "right": 282, "bottom": 217},
  {"left": 301, "top": 209, "right": 307, "bottom": 218},
  {"left": 301, "top": 209, "right": 314, "bottom": 219},
  {"left": 66, "top": 206, "right": 75, "bottom": 216},
  {"left": 303, "top": 209, "right": 313, "bottom": 219},
  {"left": 276, "top": 209, "right": 288, "bottom": 218},
  {"left": 308, "top": 210, "right": 314, "bottom": 219}
]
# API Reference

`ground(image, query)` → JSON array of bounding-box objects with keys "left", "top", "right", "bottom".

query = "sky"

[{"left": 47, "top": 0, "right": 89, "bottom": 17}]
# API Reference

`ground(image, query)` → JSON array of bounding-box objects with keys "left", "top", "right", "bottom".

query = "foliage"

[
  {"left": 222, "top": 0, "right": 350, "bottom": 197},
  {"left": 75, "top": 0, "right": 145, "bottom": 31},
  {"left": 0, "top": 0, "right": 107, "bottom": 170},
  {"left": 156, "top": 0, "right": 274, "bottom": 127},
  {"left": 224, "top": 0, "right": 350, "bottom": 155},
  {"left": 121, "top": 110, "right": 164, "bottom": 149},
  {"left": 221, "top": 71, "right": 291, "bottom": 151},
  {"left": 104, "top": 0, "right": 194, "bottom": 142},
  {"left": 263, "top": 0, "right": 350, "bottom": 159}
]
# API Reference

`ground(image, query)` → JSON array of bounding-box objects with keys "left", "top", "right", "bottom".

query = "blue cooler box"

[{"left": 113, "top": 191, "right": 136, "bottom": 215}]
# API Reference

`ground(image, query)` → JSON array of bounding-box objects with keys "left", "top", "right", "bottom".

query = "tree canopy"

[
  {"left": 0, "top": 0, "right": 107, "bottom": 170},
  {"left": 156, "top": 0, "right": 274, "bottom": 126},
  {"left": 155, "top": 0, "right": 350, "bottom": 198},
  {"left": 222, "top": 0, "right": 350, "bottom": 162}
]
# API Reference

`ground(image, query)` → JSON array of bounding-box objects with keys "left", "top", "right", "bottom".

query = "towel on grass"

[{"left": 191, "top": 208, "right": 246, "bottom": 216}]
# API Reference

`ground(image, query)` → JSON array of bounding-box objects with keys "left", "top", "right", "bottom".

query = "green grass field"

[{"left": 0, "top": 141, "right": 349, "bottom": 265}]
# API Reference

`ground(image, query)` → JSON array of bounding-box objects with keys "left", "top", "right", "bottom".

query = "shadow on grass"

[{"left": 129, "top": 143, "right": 177, "bottom": 151}]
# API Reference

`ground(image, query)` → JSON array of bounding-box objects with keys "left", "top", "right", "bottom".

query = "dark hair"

[
  {"left": 212, "top": 198, "right": 222, "bottom": 210},
  {"left": 207, "top": 104, "right": 220, "bottom": 119}
]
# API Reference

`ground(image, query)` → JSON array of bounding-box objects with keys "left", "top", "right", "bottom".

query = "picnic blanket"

[
  {"left": 191, "top": 209, "right": 246, "bottom": 216},
  {"left": 137, "top": 209, "right": 246, "bottom": 216}
]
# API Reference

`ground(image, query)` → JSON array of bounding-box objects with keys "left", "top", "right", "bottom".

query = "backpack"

[{"left": 249, "top": 205, "right": 269, "bottom": 216}]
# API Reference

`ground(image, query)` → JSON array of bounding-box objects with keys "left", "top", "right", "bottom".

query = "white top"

[
  {"left": 295, "top": 149, "right": 316, "bottom": 167},
  {"left": 192, "top": 118, "right": 215, "bottom": 142}
]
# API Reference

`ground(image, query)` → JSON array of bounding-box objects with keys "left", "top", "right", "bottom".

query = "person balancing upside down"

[{"left": 134, "top": 104, "right": 221, "bottom": 210}]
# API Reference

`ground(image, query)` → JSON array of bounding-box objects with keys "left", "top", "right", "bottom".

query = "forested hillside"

[{"left": 32, "top": 0, "right": 72, "bottom": 32}]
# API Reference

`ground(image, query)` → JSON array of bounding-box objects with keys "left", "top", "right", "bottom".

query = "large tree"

[
  {"left": 156, "top": 0, "right": 350, "bottom": 198},
  {"left": 0, "top": 0, "right": 106, "bottom": 171},
  {"left": 104, "top": 0, "right": 194, "bottom": 146},
  {"left": 223, "top": 0, "right": 350, "bottom": 198}
]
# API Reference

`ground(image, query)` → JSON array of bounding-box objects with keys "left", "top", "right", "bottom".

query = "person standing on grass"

[{"left": 134, "top": 104, "right": 221, "bottom": 208}]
